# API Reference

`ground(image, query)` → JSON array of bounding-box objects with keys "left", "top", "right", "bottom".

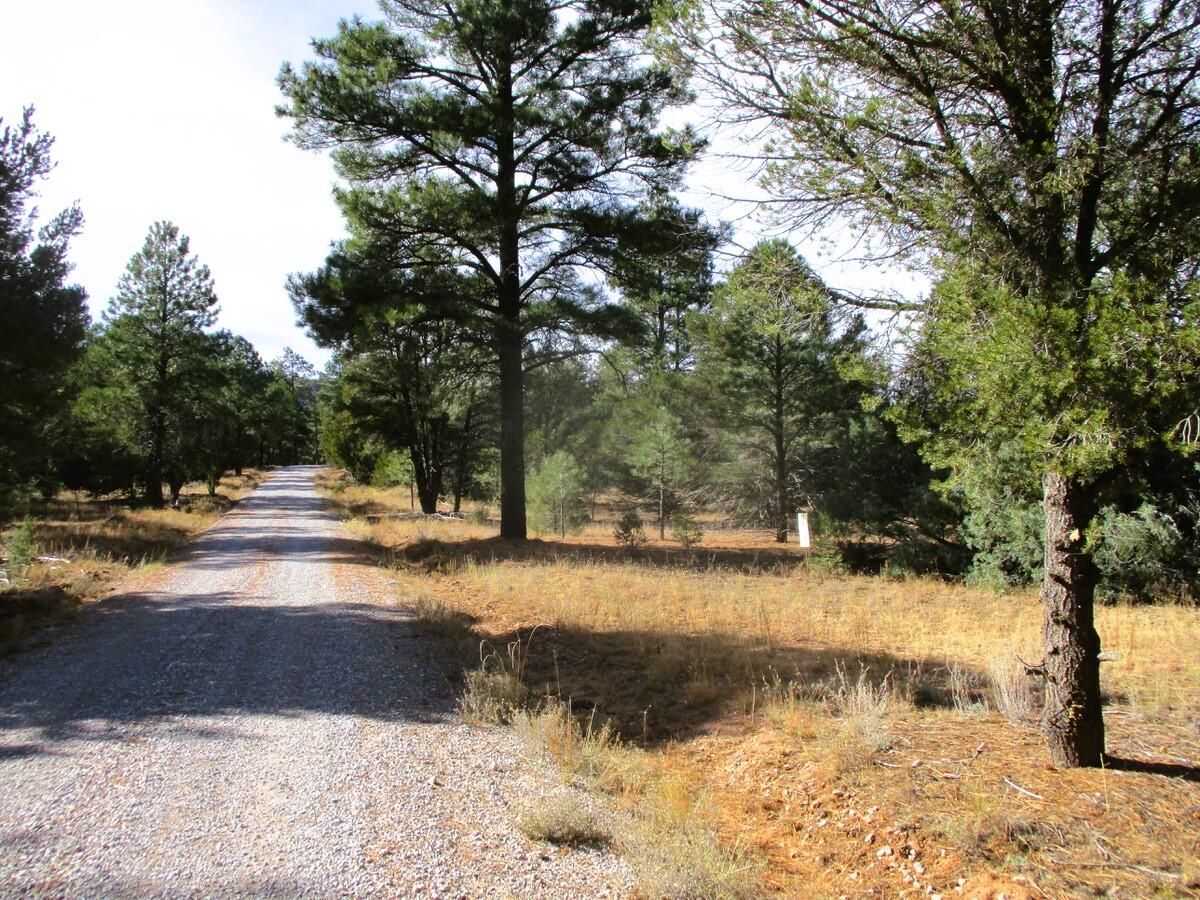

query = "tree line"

[
  {"left": 277, "top": 0, "right": 1200, "bottom": 770},
  {"left": 0, "top": 110, "right": 319, "bottom": 510}
]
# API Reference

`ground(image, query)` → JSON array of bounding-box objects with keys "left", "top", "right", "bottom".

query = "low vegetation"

[
  {"left": 0, "top": 471, "right": 263, "bottom": 647},
  {"left": 325, "top": 477, "right": 1200, "bottom": 898}
]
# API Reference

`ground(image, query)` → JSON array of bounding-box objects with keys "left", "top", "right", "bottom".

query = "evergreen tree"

[
  {"left": 279, "top": 0, "right": 697, "bottom": 538},
  {"left": 611, "top": 195, "right": 721, "bottom": 373},
  {"left": 292, "top": 251, "right": 491, "bottom": 513},
  {"left": 0, "top": 108, "right": 89, "bottom": 505},
  {"left": 527, "top": 450, "right": 589, "bottom": 538},
  {"left": 105, "top": 221, "right": 218, "bottom": 507},
  {"left": 696, "top": 241, "right": 869, "bottom": 543},
  {"left": 627, "top": 402, "right": 693, "bottom": 540},
  {"left": 665, "top": 0, "right": 1200, "bottom": 766}
]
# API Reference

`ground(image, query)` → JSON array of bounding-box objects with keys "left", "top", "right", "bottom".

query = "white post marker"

[{"left": 795, "top": 512, "right": 811, "bottom": 549}]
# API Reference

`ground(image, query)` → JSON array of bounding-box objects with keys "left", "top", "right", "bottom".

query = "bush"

[
  {"left": 527, "top": 451, "right": 589, "bottom": 538},
  {"left": 670, "top": 513, "right": 703, "bottom": 548},
  {"left": 371, "top": 450, "right": 413, "bottom": 489},
  {"left": 515, "top": 794, "right": 611, "bottom": 847},
  {"left": 1092, "top": 502, "right": 1194, "bottom": 602},
  {"left": 963, "top": 494, "right": 1045, "bottom": 590},
  {"left": 1, "top": 519, "right": 37, "bottom": 583},
  {"left": 613, "top": 510, "right": 646, "bottom": 547}
]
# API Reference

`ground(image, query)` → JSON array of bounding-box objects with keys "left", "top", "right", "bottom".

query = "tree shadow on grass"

[
  {"left": 1104, "top": 756, "right": 1200, "bottom": 782},
  {"left": 415, "top": 604, "right": 977, "bottom": 746},
  {"left": 399, "top": 534, "right": 810, "bottom": 575}
]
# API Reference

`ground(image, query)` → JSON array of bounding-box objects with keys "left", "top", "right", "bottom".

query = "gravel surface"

[{"left": 0, "top": 467, "right": 634, "bottom": 897}]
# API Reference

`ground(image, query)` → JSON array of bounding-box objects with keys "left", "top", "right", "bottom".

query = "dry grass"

[
  {"left": 0, "top": 470, "right": 264, "bottom": 647},
  {"left": 514, "top": 793, "right": 611, "bottom": 847},
  {"left": 328, "top": 476, "right": 1200, "bottom": 898},
  {"left": 512, "top": 699, "right": 761, "bottom": 898}
]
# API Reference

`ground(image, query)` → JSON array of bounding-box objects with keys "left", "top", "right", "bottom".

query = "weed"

[
  {"left": 459, "top": 668, "right": 527, "bottom": 724},
  {"left": 514, "top": 699, "right": 760, "bottom": 898},
  {"left": 409, "top": 595, "right": 474, "bottom": 643},
  {"left": 513, "top": 701, "right": 623, "bottom": 787},
  {"left": 515, "top": 793, "right": 611, "bottom": 847},
  {"left": 988, "top": 654, "right": 1036, "bottom": 722},
  {"left": 949, "top": 662, "right": 990, "bottom": 716},
  {"left": 941, "top": 808, "right": 1046, "bottom": 860},
  {"left": 621, "top": 811, "right": 760, "bottom": 900}
]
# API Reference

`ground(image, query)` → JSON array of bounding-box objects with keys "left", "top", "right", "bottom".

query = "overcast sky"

[{"left": 2, "top": 1, "right": 924, "bottom": 369}]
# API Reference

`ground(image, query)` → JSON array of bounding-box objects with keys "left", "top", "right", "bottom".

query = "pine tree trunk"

[
  {"left": 1040, "top": 472, "right": 1105, "bottom": 767},
  {"left": 774, "top": 436, "right": 788, "bottom": 544},
  {"left": 497, "top": 330, "right": 526, "bottom": 539},
  {"left": 146, "top": 409, "right": 165, "bottom": 508},
  {"left": 452, "top": 395, "right": 475, "bottom": 515},
  {"left": 234, "top": 420, "right": 244, "bottom": 477},
  {"left": 774, "top": 337, "right": 788, "bottom": 543},
  {"left": 411, "top": 449, "right": 441, "bottom": 515},
  {"left": 496, "top": 56, "right": 527, "bottom": 541},
  {"left": 658, "top": 477, "right": 666, "bottom": 541}
]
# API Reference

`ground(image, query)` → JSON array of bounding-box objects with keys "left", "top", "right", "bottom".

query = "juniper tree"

[
  {"left": 279, "top": 0, "right": 697, "bottom": 539},
  {"left": 664, "top": 0, "right": 1200, "bottom": 765}
]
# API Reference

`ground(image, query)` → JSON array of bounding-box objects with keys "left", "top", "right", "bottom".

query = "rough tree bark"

[
  {"left": 146, "top": 408, "right": 166, "bottom": 508},
  {"left": 1040, "top": 472, "right": 1105, "bottom": 767}
]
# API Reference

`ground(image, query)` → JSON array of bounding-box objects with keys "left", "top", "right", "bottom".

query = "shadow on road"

[
  {"left": 0, "top": 466, "right": 454, "bottom": 756},
  {"left": 0, "top": 592, "right": 454, "bottom": 754}
]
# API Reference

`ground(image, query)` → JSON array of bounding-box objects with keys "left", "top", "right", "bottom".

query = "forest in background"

[{"left": 0, "top": 111, "right": 321, "bottom": 513}]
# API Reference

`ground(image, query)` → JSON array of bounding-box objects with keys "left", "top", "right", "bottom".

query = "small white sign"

[{"left": 796, "top": 512, "right": 811, "bottom": 549}]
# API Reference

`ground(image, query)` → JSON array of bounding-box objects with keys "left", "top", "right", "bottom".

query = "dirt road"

[{"left": 0, "top": 467, "right": 629, "bottom": 897}]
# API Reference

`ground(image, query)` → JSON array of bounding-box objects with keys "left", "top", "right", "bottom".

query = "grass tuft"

[
  {"left": 514, "top": 793, "right": 611, "bottom": 847},
  {"left": 987, "top": 654, "right": 1037, "bottom": 722}
]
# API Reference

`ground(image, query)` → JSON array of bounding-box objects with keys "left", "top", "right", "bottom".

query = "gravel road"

[{"left": 0, "top": 467, "right": 632, "bottom": 897}]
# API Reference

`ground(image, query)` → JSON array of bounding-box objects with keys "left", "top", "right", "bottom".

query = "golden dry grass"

[{"left": 327, "top": 476, "right": 1200, "bottom": 898}]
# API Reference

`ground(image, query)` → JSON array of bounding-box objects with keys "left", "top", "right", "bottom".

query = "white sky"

[{"left": 2, "top": 1, "right": 925, "bottom": 369}]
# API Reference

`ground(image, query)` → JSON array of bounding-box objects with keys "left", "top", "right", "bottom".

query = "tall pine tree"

[
  {"left": 279, "top": 0, "right": 697, "bottom": 538},
  {"left": 105, "top": 221, "right": 217, "bottom": 507}
]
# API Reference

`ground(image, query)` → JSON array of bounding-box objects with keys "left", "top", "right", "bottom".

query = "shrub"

[
  {"left": 613, "top": 510, "right": 647, "bottom": 547},
  {"left": 1092, "top": 502, "right": 1193, "bottom": 602},
  {"left": 371, "top": 450, "right": 413, "bottom": 489},
  {"left": 515, "top": 794, "right": 611, "bottom": 847},
  {"left": 458, "top": 668, "right": 527, "bottom": 725},
  {"left": 2, "top": 519, "right": 37, "bottom": 582},
  {"left": 987, "top": 654, "right": 1036, "bottom": 722},
  {"left": 670, "top": 513, "right": 703, "bottom": 548}
]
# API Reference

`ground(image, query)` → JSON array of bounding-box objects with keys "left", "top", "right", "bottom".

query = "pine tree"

[
  {"left": 697, "top": 241, "right": 869, "bottom": 543},
  {"left": 279, "top": 0, "right": 697, "bottom": 538},
  {"left": 0, "top": 108, "right": 89, "bottom": 504},
  {"left": 105, "top": 221, "right": 217, "bottom": 507},
  {"left": 665, "top": 0, "right": 1200, "bottom": 765}
]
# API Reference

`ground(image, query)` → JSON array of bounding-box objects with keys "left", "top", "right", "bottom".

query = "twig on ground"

[
  {"left": 1003, "top": 776, "right": 1046, "bottom": 801},
  {"left": 1047, "top": 858, "right": 1181, "bottom": 881}
]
